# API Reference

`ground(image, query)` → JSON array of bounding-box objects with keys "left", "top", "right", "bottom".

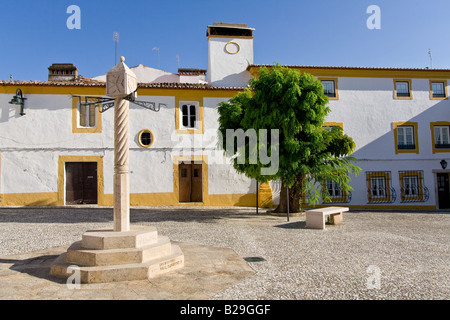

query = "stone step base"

[
  {"left": 66, "top": 236, "right": 172, "bottom": 267},
  {"left": 50, "top": 245, "right": 184, "bottom": 283}
]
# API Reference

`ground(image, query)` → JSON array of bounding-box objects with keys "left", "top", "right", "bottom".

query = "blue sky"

[{"left": 1, "top": 0, "right": 449, "bottom": 81}]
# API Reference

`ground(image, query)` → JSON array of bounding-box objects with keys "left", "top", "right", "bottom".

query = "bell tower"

[{"left": 207, "top": 23, "right": 254, "bottom": 87}]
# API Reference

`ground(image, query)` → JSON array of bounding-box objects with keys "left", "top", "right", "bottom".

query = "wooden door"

[
  {"left": 178, "top": 162, "right": 192, "bottom": 202},
  {"left": 65, "top": 162, "right": 98, "bottom": 205},
  {"left": 191, "top": 163, "right": 203, "bottom": 202},
  {"left": 437, "top": 173, "right": 450, "bottom": 209},
  {"left": 178, "top": 162, "right": 202, "bottom": 202}
]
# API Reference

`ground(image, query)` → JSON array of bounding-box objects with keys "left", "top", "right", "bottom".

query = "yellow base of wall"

[
  {"left": 0, "top": 192, "right": 258, "bottom": 208},
  {"left": 0, "top": 192, "right": 437, "bottom": 210}
]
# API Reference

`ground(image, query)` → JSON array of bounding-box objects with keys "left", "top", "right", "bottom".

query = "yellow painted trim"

[
  {"left": 57, "top": 155, "right": 104, "bottom": 206},
  {"left": 430, "top": 121, "right": 450, "bottom": 154},
  {"left": 399, "top": 171, "right": 424, "bottom": 202},
  {"left": 247, "top": 65, "right": 450, "bottom": 79},
  {"left": 429, "top": 80, "right": 448, "bottom": 100},
  {"left": 323, "top": 122, "right": 344, "bottom": 130},
  {"left": 225, "top": 42, "right": 241, "bottom": 55},
  {"left": 0, "top": 85, "right": 241, "bottom": 97},
  {"left": 258, "top": 182, "right": 273, "bottom": 208},
  {"left": 321, "top": 179, "right": 347, "bottom": 203},
  {"left": 72, "top": 96, "right": 102, "bottom": 133},
  {"left": 137, "top": 129, "right": 155, "bottom": 148},
  {"left": 392, "top": 121, "right": 419, "bottom": 154},
  {"left": 393, "top": 79, "right": 413, "bottom": 100},
  {"left": 366, "top": 172, "right": 391, "bottom": 203},
  {"left": 172, "top": 155, "right": 208, "bottom": 204},
  {"left": 0, "top": 192, "right": 59, "bottom": 206},
  {"left": 318, "top": 78, "right": 339, "bottom": 100},
  {"left": 0, "top": 86, "right": 106, "bottom": 96},
  {"left": 175, "top": 99, "right": 204, "bottom": 134}
]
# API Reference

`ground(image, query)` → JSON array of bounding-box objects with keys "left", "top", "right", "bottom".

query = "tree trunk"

[{"left": 273, "top": 175, "right": 304, "bottom": 213}]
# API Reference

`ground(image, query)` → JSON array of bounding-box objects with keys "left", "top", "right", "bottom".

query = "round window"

[{"left": 138, "top": 129, "right": 154, "bottom": 148}]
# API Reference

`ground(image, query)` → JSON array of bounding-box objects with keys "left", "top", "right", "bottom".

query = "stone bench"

[{"left": 306, "top": 207, "right": 349, "bottom": 229}]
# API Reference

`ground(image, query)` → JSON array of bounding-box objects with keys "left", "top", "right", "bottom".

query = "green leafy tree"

[{"left": 217, "top": 64, "right": 360, "bottom": 213}]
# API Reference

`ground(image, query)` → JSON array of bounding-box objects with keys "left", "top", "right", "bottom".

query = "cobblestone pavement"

[{"left": 0, "top": 206, "right": 448, "bottom": 300}]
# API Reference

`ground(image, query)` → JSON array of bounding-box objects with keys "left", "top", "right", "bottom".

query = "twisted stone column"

[{"left": 113, "top": 97, "right": 130, "bottom": 232}]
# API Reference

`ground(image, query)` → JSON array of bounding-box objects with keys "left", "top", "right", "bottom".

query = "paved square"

[{"left": 0, "top": 207, "right": 448, "bottom": 299}]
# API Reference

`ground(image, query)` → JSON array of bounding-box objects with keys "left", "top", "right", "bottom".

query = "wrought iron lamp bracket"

[{"left": 73, "top": 90, "right": 164, "bottom": 114}]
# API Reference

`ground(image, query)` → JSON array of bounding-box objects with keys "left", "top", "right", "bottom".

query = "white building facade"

[{"left": 0, "top": 23, "right": 449, "bottom": 210}]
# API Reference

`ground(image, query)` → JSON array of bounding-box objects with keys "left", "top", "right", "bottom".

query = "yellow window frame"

[
  {"left": 318, "top": 78, "right": 339, "bottom": 100},
  {"left": 399, "top": 171, "right": 424, "bottom": 202},
  {"left": 366, "top": 172, "right": 391, "bottom": 203},
  {"left": 393, "top": 79, "right": 413, "bottom": 100},
  {"left": 72, "top": 96, "right": 102, "bottom": 133},
  {"left": 430, "top": 121, "right": 450, "bottom": 154},
  {"left": 429, "top": 80, "right": 448, "bottom": 100},
  {"left": 393, "top": 121, "right": 419, "bottom": 154}
]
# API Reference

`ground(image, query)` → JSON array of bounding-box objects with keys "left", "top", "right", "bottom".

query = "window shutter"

[
  {"left": 79, "top": 104, "right": 87, "bottom": 127},
  {"left": 89, "top": 105, "right": 96, "bottom": 127}
]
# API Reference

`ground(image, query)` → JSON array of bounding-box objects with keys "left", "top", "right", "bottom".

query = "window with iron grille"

[
  {"left": 366, "top": 171, "right": 396, "bottom": 203},
  {"left": 399, "top": 171, "right": 429, "bottom": 203},
  {"left": 324, "top": 178, "right": 352, "bottom": 203}
]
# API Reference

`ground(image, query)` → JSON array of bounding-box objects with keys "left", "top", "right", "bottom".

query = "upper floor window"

[
  {"left": 181, "top": 103, "right": 198, "bottom": 129},
  {"left": 319, "top": 78, "right": 339, "bottom": 100},
  {"left": 72, "top": 96, "right": 102, "bottom": 133},
  {"left": 393, "top": 122, "right": 419, "bottom": 154},
  {"left": 434, "top": 126, "right": 450, "bottom": 149},
  {"left": 430, "top": 122, "right": 450, "bottom": 153},
  {"left": 394, "top": 79, "right": 412, "bottom": 99},
  {"left": 79, "top": 102, "right": 97, "bottom": 128},
  {"left": 176, "top": 100, "right": 203, "bottom": 134},
  {"left": 430, "top": 80, "right": 448, "bottom": 100}
]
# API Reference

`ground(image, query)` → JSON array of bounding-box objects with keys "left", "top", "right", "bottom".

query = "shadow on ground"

[{"left": 0, "top": 206, "right": 265, "bottom": 224}]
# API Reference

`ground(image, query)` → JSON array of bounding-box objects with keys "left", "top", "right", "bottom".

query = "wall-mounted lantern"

[
  {"left": 9, "top": 88, "right": 26, "bottom": 116},
  {"left": 440, "top": 159, "right": 447, "bottom": 170}
]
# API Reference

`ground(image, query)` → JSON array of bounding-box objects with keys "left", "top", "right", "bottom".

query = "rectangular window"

[
  {"left": 393, "top": 122, "right": 419, "bottom": 154},
  {"left": 177, "top": 101, "right": 201, "bottom": 133},
  {"left": 180, "top": 103, "right": 197, "bottom": 128},
  {"left": 394, "top": 79, "right": 412, "bottom": 99},
  {"left": 366, "top": 171, "right": 393, "bottom": 203},
  {"left": 434, "top": 126, "right": 450, "bottom": 148},
  {"left": 397, "top": 126, "right": 415, "bottom": 149},
  {"left": 370, "top": 177, "right": 386, "bottom": 198},
  {"left": 321, "top": 80, "right": 336, "bottom": 98},
  {"left": 430, "top": 80, "right": 448, "bottom": 99},
  {"left": 430, "top": 122, "right": 450, "bottom": 153},
  {"left": 79, "top": 102, "right": 97, "bottom": 128},
  {"left": 326, "top": 179, "right": 344, "bottom": 198},
  {"left": 399, "top": 171, "right": 427, "bottom": 202},
  {"left": 72, "top": 96, "right": 102, "bottom": 133},
  {"left": 319, "top": 78, "right": 339, "bottom": 100}
]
